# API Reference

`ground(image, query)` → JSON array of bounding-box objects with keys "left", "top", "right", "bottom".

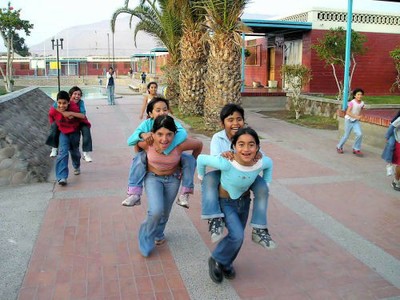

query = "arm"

[
  {"left": 127, "top": 119, "right": 152, "bottom": 146},
  {"left": 177, "top": 137, "right": 203, "bottom": 159},
  {"left": 78, "top": 101, "right": 87, "bottom": 115},
  {"left": 197, "top": 155, "right": 227, "bottom": 180},
  {"left": 62, "top": 111, "right": 86, "bottom": 119},
  {"left": 261, "top": 156, "right": 273, "bottom": 183},
  {"left": 48, "top": 107, "right": 57, "bottom": 124},
  {"left": 163, "top": 120, "right": 188, "bottom": 155}
]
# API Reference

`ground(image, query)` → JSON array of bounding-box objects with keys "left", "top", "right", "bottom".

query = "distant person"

[
  {"left": 129, "top": 67, "right": 133, "bottom": 78},
  {"left": 336, "top": 88, "right": 365, "bottom": 156},
  {"left": 106, "top": 67, "right": 116, "bottom": 105},
  {"left": 47, "top": 90, "right": 90, "bottom": 186},
  {"left": 141, "top": 71, "right": 147, "bottom": 84},
  {"left": 47, "top": 86, "right": 94, "bottom": 162},
  {"left": 139, "top": 81, "right": 159, "bottom": 120},
  {"left": 382, "top": 110, "right": 400, "bottom": 176}
]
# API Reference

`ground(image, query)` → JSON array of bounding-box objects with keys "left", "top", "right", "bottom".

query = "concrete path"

[{"left": 1, "top": 86, "right": 400, "bottom": 300}]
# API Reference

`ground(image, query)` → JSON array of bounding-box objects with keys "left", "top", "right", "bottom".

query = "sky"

[{"left": 2, "top": 0, "right": 400, "bottom": 51}]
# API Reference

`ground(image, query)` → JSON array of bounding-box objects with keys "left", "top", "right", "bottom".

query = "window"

[{"left": 245, "top": 45, "right": 260, "bottom": 66}]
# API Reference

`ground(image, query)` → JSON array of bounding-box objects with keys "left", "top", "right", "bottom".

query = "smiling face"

[
  {"left": 233, "top": 133, "right": 259, "bottom": 165},
  {"left": 57, "top": 99, "right": 69, "bottom": 112},
  {"left": 149, "top": 101, "right": 169, "bottom": 119},
  {"left": 354, "top": 91, "right": 363, "bottom": 102},
  {"left": 152, "top": 127, "right": 174, "bottom": 151},
  {"left": 148, "top": 83, "right": 158, "bottom": 96},
  {"left": 222, "top": 111, "right": 245, "bottom": 140},
  {"left": 70, "top": 90, "right": 82, "bottom": 103}
]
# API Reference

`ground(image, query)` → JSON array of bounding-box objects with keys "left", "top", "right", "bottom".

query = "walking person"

[
  {"left": 382, "top": 110, "right": 400, "bottom": 176},
  {"left": 141, "top": 71, "right": 147, "bottom": 84},
  {"left": 106, "top": 67, "right": 116, "bottom": 105},
  {"left": 137, "top": 115, "right": 202, "bottom": 257},
  {"left": 197, "top": 127, "right": 273, "bottom": 283},
  {"left": 139, "top": 81, "right": 159, "bottom": 120},
  {"left": 336, "top": 88, "right": 365, "bottom": 156}
]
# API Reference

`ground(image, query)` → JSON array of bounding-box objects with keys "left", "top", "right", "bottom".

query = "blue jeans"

[
  {"left": 80, "top": 124, "right": 93, "bottom": 152},
  {"left": 201, "top": 171, "right": 269, "bottom": 228},
  {"left": 56, "top": 132, "right": 81, "bottom": 180},
  {"left": 337, "top": 119, "right": 363, "bottom": 151},
  {"left": 382, "top": 125, "right": 396, "bottom": 163},
  {"left": 212, "top": 195, "right": 250, "bottom": 269},
  {"left": 107, "top": 85, "right": 115, "bottom": 105},
  {"left": 138, "top": 172, "right": 181, "bottom": 257},
  {"left": 127, "top": 152, "right": 195, "bottom": 195}
]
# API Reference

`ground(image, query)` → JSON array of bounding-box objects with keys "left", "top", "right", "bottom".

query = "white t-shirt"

[{"left": 345, "top": 99, "right": 364, "bottom": 122}]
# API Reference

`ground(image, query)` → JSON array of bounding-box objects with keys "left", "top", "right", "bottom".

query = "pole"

[
  {"left": 112, "top": 32, "right": 115, "bottom": 68},
  {"left": 56, "top": 44, "right": 60, "bottom": 92},
  {"left": 241, "top": 33, "right": 245, "bottom": 92},
  {"left": 107, "top": 33, "right": 110, "bottom": 65},
  {"left": 342, "top": 0, "right": 353, "bottom": 109}
]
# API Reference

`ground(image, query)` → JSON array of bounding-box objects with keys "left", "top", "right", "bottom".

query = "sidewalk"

[{"left": 1, "top": 88, "right": 400, "bottom": 300}]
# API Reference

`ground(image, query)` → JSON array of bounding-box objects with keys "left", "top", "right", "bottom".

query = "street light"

[{"left": 51, "top": 38, "right": 64, "bottom": 92}]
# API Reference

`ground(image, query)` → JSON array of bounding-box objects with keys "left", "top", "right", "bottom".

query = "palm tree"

[
  {"left": 175, "top": 0, "right": 208, "bottom": 116},
  {"left": 111, "top": 0, "right": 182, "bottom": 102},
  {"left": 200, "top": 0, "right": 249, "bottom": 130}
]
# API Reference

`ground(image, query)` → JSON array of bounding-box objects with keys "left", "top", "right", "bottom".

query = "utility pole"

[{"left": 51, "top": 38, "right": 64, "bottom": 92}]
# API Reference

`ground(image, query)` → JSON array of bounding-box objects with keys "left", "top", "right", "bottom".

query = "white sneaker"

[
  {"left": 121, "top": 194, "right": 141, "bottom": 206},
  {"left": 50, "top": 148, "right": 58, "bottom": 157},
  {"left": 386, "top": 164, "right": 393, "bottom": 176},
  {"left": 176, "top": 193, "right": 189, "bottom": 208},
  {"left": 83, "top": 152, "right": 93, "bottom": 162}
]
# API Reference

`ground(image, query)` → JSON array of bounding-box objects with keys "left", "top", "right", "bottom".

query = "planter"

[{"left": 268, "top": 80, "right": 278, "bottom": 88}]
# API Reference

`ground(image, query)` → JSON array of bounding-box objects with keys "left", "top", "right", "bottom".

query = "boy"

[
  {"left": 48, "top": 91, "right": 90, "bottom": 185},
  {"left": 48, "top": 86, "right": 94, "bottom": 162},
  {"left": 201, "top": 103, "right": 276, "bottom": 249}
]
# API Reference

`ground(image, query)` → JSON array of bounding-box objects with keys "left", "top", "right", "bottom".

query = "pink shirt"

[{"left": 146, "top": 146, "right": 180, "bottom": 171}]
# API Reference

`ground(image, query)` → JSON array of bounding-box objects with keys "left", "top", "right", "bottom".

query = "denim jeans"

[
  {"left": 337, "top": 119, "right": 363, "bottom": 151},
  {"left": 201, "top": 171, "right": 269, "bottom": 228},
  {"left": 107, "top": 85, "right": 115, "bottom": 105},
  {"left": 127, "top": 152, "right": 195, "bottom": 196},
  {"left": 80, "top": 124, "right": 93, "bottom": 152},
  {"left": 212, "top": 195, "right": 250, "bottom": 269},
  {"left": 55, "top": 132, "right": 81, "bottom": 180},
  {"left": 382, "top": 125, "right": 396, "bottom": 163},
  {"left": 45, "top": 122, "right": 60, "bottom": 148},
  {"left": 138, "top": 171, "right": 181, "bottom": 257}
]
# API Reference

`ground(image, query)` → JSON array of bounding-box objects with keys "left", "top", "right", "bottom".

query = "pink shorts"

[{"left": 393, "top": 141, "right": 400, "bottom": 166}]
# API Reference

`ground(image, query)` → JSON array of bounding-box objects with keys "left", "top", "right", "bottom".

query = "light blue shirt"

[
  {"left": 197, "top": 154, "right": 273, "bottom": 199},
  {"left": 127, "top": 118, "right": 187, "bottom": 155}
]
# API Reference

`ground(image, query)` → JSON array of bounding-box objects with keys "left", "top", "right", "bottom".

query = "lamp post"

[{"left": 51, "top": 38, "right": 64, "bottom": 92}]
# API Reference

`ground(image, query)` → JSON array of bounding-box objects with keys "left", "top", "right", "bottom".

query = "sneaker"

[
  {"left": 121, "top": 194, "right": 141, "bottom": 206},
  {"left": 50, "top": 148, "right": 58, "bottom": 157},
  {"left": 58, "top": 178, "right": 67, "bottom": 186},
  {"left": 83, "top": 152, "right": 93, "bottom": 162},
  {"left": 352, "top": 149, "right": 363, "bottom": 156},
  {"left": 252, "top": 228, "right": 277, "bottom": 250},
  {"left": 391, "top": 180, "right": 400, "bottom": 191},
  {"left": 74, "top": 168, "right": 80, "bottom": 175},
  {"left": 336, "top": 147, "right": 344, "bottom": 154},
  {"left": 386, "top": 164, "right": 394, "bottom": 177},
  {"left": 208, "top": 218, "right": 225, "bottom": 243},
  {"left": 176, "top": 193, "right": 189, "bottom": 208}
]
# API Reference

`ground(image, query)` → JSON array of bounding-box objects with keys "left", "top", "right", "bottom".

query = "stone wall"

[
  {"left": 13, "top": 76, "right": 134, "bottom": 88},
  {"left": 0, "top": 87, "right": 54, "bottom": 186}
]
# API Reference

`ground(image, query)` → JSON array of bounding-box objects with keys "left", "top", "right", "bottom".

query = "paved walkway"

[{"left": 1, "top": 87, "right": 400, "bottom": 300}]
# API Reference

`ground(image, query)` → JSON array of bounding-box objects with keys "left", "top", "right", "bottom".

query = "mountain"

[{"left": 29, "top": 17, "right": 161, "bottom": 57}]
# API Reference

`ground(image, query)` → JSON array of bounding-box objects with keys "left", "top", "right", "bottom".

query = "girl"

[
  {"left": 137, "top": 115, "right": 202, "bottom": 257},
  {"left": 388, "top": 115, "right": 400, "bottom": 191},
  {"left": 197, "top": 127, "right": 273, "bottom": 283},
  {"left": 123, "top": 97, "right": 195, "bottom": 209},
  {"left": 382, "top": 110, "right": 400, "bottom": 176},
  {"left": 337, "top": 88, "right": 365, "bottom": 156},
  {"left": 139, "top": 81, "right": 159, "bottom": 120}
]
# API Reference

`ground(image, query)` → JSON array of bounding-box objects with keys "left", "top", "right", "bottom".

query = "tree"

[
  {"left": 200, "top": 0, "right": 250, "bottom": 131},
  {"left": 281, "top": 64, "right": 312, "bottom": 120},
  {"left": 389, "top": 46, "right": 400, "bottom": 93},
  {"left": 311, "top": 27, "right": 367, "bottom": 101},
  {"left": 0, "top": 2, "right": 33, "bottom": 92},
  {"left": 111, "top": 0, "right": 182, "bottom": 102}
]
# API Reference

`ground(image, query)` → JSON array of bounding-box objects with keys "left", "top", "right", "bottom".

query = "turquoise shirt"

[
  {"left": 197, "top": 154, "right": 273, "bottom": 199},
  {"left": 127, "top": 118, "right": 187, "bottom": 155}
]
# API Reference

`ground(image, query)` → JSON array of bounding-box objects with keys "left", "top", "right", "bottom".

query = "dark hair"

[
  {"left": 146, "top": 97, "right": 169, "bottom": 115},
  {"left": 147, "top": 81, "right": 158, "bottom": 92},
  {"left": 352, "top": 88, "right": 364, "bottom": 97},
  {"left": 68, "top": 86, "right": 82, "bottom": 97},
  {"left": 57, "top": 90, "right": 70, "bottom": 101},
  {"left": 220, "top": 103, "right": 245, "bottom": 122},
  {"left": 230, "top": 127, "right": 260, "bottom": 151},
  {"left": 152, "top": 115, "right": 177, "bottom": 134}
]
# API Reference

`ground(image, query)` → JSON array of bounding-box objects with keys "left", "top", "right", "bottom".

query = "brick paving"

[{"left": 16, "top": 92, "right": 400, "bottom": 300}]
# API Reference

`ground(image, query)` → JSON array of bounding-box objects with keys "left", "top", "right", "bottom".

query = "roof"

[{"left": 242, "top": 19, "right": 312, "bottom": 36}]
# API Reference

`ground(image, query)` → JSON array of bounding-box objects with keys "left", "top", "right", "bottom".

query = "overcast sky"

[{"left": 2, "top": 0, "right": 400, "bottom": 51}]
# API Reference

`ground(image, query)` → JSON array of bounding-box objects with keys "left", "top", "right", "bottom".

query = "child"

[
  {"left": 197, "top": 127, "right": 273, "bottom": 283},
  {"left": 48, "top": 86, "right": 94, "bottom": 162},
  {"left": 122, "top": 97, "right": 196, "bottom": 209},
  {"left": 139, "top": 81, "right": 159, "bottom": 120},
  {"left": 336, "top": 88, "right": 365, "bottom": 156},
  {"left": 48, "top": 91, "right": 90, "bottom": 185},
  {"left": 201, "top": 103, "right": 276, "bottom": 249},
  {"left": 382, "top": 110, "right": 400, "bottom": 176}
]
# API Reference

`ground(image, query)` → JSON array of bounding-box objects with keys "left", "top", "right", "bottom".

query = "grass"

[
  {"left": 323, "top": 95, "right": 400, "bottom": 104},
  {"left": 171, "top": 105, "right": 216, "bottom": 137}
]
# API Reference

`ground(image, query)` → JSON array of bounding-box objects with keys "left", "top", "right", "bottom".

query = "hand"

[
  {"left": 253, "top": 152, "right": 262, "bottom": 162},
  {"left": 221, "top": 150, "right": 234, "bottom": 161},
  {"left": 141, "top": 133, "right": 154, "bottom": 145}
]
